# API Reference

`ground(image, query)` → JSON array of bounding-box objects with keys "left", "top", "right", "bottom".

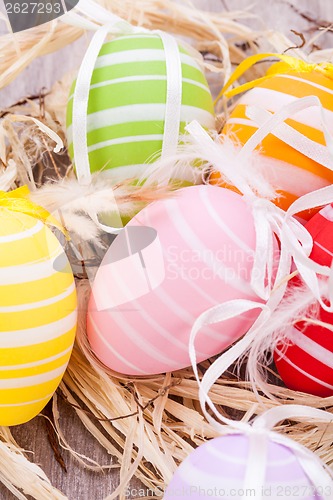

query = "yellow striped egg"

[{"left": 0, "top": 211, "right": 77, "bottom": 426}]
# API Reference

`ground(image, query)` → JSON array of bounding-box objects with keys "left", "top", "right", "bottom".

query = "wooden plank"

[{"left": 0, "top": 0, "right": 332, "bottom": 106}]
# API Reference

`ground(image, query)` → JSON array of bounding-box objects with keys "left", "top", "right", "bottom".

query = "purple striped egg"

[
  {"left": 87, "top": 185, "right": 267, "bottom": 375},
  {"left": 164, "top": 435, "right": 323, "bottom": 499}
]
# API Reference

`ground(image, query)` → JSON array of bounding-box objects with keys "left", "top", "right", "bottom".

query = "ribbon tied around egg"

[
  {"left": 62, "top": 0, "right": 212, "bottom": 243},
  {"left": 0, "top": 185, "right": 68, "bottom": 236},
  {"left": 216, "top": 52, "right": 333, "bottom": 101},
  {"left": 62, "top": 0, "right": 189, "bottom": 187},
  {"left": 171, "top": 81, "right": 333, "bottom": 500},
  {"left": 186, "top": 304, "right": 333, "bottom": 500},
  {"left": 186, "top": 90, "right": 333, "bottom": 308},
  {"left": 176, "top": 91, "right": 333, "bottom": 401},
  {"left": 65, "top": 0, "right": 333, "bottom": 388}
]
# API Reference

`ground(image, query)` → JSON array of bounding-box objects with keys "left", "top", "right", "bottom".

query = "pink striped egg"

[
  {"left": 87, "top": 185, "right": 267, "bottom": 375},
  {"left": 164, "top": 434, "right": 324, "bottom": 499},
  {"left": 275, "top": 204, "right": 333, "bottom": 397}
]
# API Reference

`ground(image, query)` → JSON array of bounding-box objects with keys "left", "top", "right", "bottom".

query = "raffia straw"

[
  {"left": 0, "top": 0, "right": 298, "bottom": 92},
  {"left": 49, "top": 279, "right": 333, "bottom": 499}
]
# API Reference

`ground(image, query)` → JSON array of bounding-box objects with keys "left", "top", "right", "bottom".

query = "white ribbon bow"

[
  {"left": 188, "top": 302, "right": 333, "bottom": 500},
  {"left": 186, "top": 91, "right": 333, "bottom": 308},
  {"left": 284, "top": 187, "right": 333, "bottom": 312},
  {"left": 244, "top": 94, "right": 333, "bottom": 311},
  {"left": 186, "top": 92, "right": 333, "bottom": 498},
  {"left": 186, "top": 119, "right": 313, "bottom": 302}
]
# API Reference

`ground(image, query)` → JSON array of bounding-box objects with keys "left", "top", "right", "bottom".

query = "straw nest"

[{"left": 0, "top": 1, "right": 333, "bottom": 499}]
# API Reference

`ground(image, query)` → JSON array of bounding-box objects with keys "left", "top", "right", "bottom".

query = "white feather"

[
  {"left": 29, "top": 173, "right": 165, "bottom": 244},
  {"left": 245, "top": 277, "right": 328, "bottom": 399},
  {"left": 141, "top": 127, "right": 278, "bottom": 201}
]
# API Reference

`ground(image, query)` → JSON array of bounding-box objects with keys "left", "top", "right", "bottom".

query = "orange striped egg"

[
  {"left": 0, "top": 211, "right": 77, "bottom": 425},
  {"left": 212, "top": 68, "right": 333, "bottom": 221}
]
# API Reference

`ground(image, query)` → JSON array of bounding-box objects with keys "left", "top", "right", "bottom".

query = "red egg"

[{"left": 274, "top": 204, "right": 333, "bottom": 397}]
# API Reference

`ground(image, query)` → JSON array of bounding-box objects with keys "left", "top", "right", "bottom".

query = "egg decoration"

[
  {"left": 0, "top": 210, "right": 77, "bottom": 426},
  {"left": 87, "top": 184, "right": 269, "bottom": 376},
  {"left": 164, "top": 434, "right": 324, "bottom": 499},
  {"left": 274, "top": 204, "right": 333, "bottom": 397},
  {"left": 212, "top": 65, "right": 333, "bottom": 220},
  {"left": 66, "top": 32, "right": 215, "bottom": 181}
]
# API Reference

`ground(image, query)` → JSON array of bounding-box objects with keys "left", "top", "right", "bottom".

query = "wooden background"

[
  {"left": 0, "top": 0, "right": 332, "bottom": 499},
  {"left": 0, "top": 0, "right": 333, "bottom": 106}
]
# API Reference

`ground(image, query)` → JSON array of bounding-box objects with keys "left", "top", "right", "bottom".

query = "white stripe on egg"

[
  {"left": 163, "top": 198, "right": 254, "bottom": 294},
  {"left": 0, "top": 311, "right": 77, "bottom": 348},
  {"left": 67, "top": 104, "right": 215, "bottom": 142},
  {"left": 94, "top": 50, "right": 201, "bottom": 71},
  {"left": 205, "top": 441, "right": 298, "bottom": 467},
  {"left": 0, "top": 364, "right": 68, "bottom": 389},
  {"left": 0, "top": 247, "right": 67, "bottom": 285},
  {"left": 0, "top": 220, "right": 44, "bottom": 243},
  {"left": 319, "top": 205, "right": 333, "bottom": 222},
  {"left": 0, "top": 282, "right": 76, "bottom": 313},
  {"left": 199, "top": 187, "right": 254, "bottom": 255},
  {"left": 88, "top": 315, "right": 147, "bottom": 374},
  {"left": 0, "top": 346, "right": 73, "bottom": 371},
  {"left": 292, "top": 326, "right": 333, "bottom": 369},
  {"left": 87, "top": 134, "right": 164, "bottom": 154},
  {"left": 275, "top": 348, "right": 333, "bottom": 391},
  {"left": 0, "top": 392, "right": 54, "bottom": 408},
  {"left": 67, "top": 75, "right": 211, "bottom": 98},
  {"left": 278, "top": 73, "right": 333, "bottom": 96}
]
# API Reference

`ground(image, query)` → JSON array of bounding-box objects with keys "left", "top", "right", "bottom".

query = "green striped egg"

[{"left": 66, "top": 33, "right": 215, "bottom": 181}]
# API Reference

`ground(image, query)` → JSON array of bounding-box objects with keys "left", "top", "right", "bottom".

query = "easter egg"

[
  {"left": 212, "top": 67, "right": 333, "bottom": 220},
  {"left": 66, "top": 33, "right": 215, "bottom": 181},
  {"left": 0, "top": 211, "right": 77, "bottom": 425},
  {"left": 274, "top": 204, "right": 333, "bottom": 397},
  {"left": 164, "top": 434, "right": 324, "bottom": 499},
  {"left": 87, "top": 185, "right": 268, "bottom": 376}
]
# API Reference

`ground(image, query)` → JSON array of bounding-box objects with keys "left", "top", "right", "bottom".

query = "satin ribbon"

[
  {"left": 241, "top": 95, "right": 333, "bottom": 311},
  {"left": 157, "top": 31, "right": 183, "bottom": 163},
  {"left": 186, "top": 93, "right": 333, "bottom": 498},
  {"left": 240, "top": 95, "right": 333, "bottom": 311},
  {"left": 68, "top": 0, "right": 148, "bottom": 186},
  {"left": 65, "top": 0, "right": 183, "bottom": 176},
  {"left": 71, "top": 22, "right": 120, "bottom": 186},
  {"left": 241, "top": 95, "right": 333, "bottom": 167},
  {"left": 188, "top": 299, "right": 333, "bottom": 500},
  {"left": 0, "top": 186, "right": 68, "bottom": 236},
  {"left": 186, "top": 120, "right": 312, "bottom": 302},
  {"left": 215, "top": 52, "right": 333, "bottom": 101},
  {"left": 65, "top": 0, "right": 183, "bottom": 233},
  {"left": 188, "top": 89, "right": 333, "bottom": 308}
]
